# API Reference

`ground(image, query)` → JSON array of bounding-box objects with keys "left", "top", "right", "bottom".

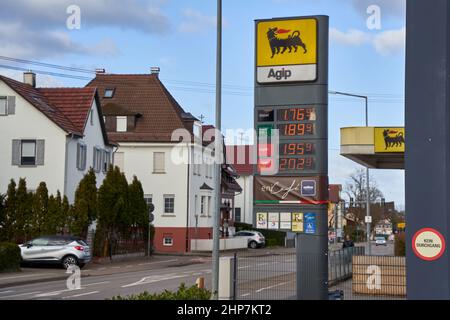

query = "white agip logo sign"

[{"left": 256, "top": 18, "right": 318, "bottom": 83}]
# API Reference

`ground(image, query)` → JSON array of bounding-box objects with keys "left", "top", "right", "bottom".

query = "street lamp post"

[
  {"left": 329, "top": 91, "right": 372, "bottom": 255},
  {"left": 211, "top": 0, "right": 222, "bottom": 300}
]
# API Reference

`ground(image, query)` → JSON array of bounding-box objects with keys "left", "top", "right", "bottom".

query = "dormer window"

[{"left": 104, "top": 88, "right": 115, "bottom": 98}]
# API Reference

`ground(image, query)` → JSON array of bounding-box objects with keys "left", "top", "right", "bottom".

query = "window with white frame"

[
  {"left": 0, "top": 97, "right": 7, "bottom": 115},
  {"left": 102, "top": 150, "right": 110, "bottom": 172},
  {"left": 116, "top": 116, "right": 127, "bottom": 132},
  {"left": 164, "top": 195, "right": 175, "bottom": 214},
  {"left": 76, "top": 143, "right": 87, "bottom": 170},
  {"left": 200, "top": 196, "right": 206, "bottom": 215},
  {"left": 153, "top": 152, "right": 165, "bottom": 173},
  {"left": 21, "top": 140, "right": 36, "bottom": 166},
  {"left": 93, "top": 147, "right": 102, "bottom": 172},
  {"left": 90, "top": 109, "right": 94, "bottom": 126},
  {"left": 144, "top": 195, "right": 153, "bottom": 208},
  {"left": 163, "top": 236, "right": 173, "bottom": 246}
]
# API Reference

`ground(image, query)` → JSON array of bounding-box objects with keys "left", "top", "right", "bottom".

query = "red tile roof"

[
  {"left": 226, "top": 145, "right": 255, "bottom": 176},
  {"left": 86, "top": 74, "right": 195, "bottom": 143},
  {"left": 0, "top": 75, "right": 82, "bottom": 135},
  {"left": 39, "top": 87, "right": 96, "bottom": 133}
]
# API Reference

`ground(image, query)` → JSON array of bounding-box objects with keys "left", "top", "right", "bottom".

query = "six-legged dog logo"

[
  {"left": 267, "top": 28, "right": 308, "bottom": 58},
  {"left": 383, "top": 129, "right": 405, "bottom": 150}
]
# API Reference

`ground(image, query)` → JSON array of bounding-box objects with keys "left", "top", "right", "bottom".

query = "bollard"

[
  {"left": 218, "top": 256, "right": 235, "bottom": 300},
  {"left": 196, "top": 277, "right": 205, "bottom": 289}
]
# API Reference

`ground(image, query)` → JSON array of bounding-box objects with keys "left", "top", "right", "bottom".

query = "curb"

[{"left": 0, "top": 275, "right": 75, "bottom": 289}]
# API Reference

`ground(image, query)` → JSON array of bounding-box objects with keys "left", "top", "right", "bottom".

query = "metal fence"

[
  {"left": 234, "top": 246, "right": 406, "bottom": 300},
  {"left": 235, "top": 251, "right": 297, "bottom": 300},
  {"left": 328, "top": 246, "right": 365, "bottom": 285},
  {"left": 234, "top": 247, "right": 362, "bottom": 300}
]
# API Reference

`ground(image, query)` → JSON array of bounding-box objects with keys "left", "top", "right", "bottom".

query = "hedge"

[
  {"left": 0, "top": 242, "right": 21, "bottom": 272},
  {"left": 111, "top": 283, "right": 211, "bottom": 300},
  {"left": 234, "top": 222, "right": 286, "bottom": 247}
]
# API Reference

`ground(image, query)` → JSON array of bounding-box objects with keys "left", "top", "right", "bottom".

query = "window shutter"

[
  {"left": 82, "top": 145, "right": 87, "bottom": 170},
  {"left": 76, "top": 143, "right": 81, "bottom": 170},
  {"left": 7, "top": 96, "right": 15, "bottom": 115},
  {"left": 11, "top": 140, "right": 21, "bottom": 165},
  {"left": 36, "top": 140, "right": 45, "bottom": 165},
  {"left": 127, "top": 116, "right": 135, "bottom": 131},
  {"left": 93, "top": 148, "right": 97, "bottom": 172},
  {"left": 105, "top": 116, "right": 116, "bottom": 132}
]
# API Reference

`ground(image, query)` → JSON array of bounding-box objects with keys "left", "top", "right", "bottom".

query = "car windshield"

[{"left": 376, "top": 237, "right": 385, "bottom": 240}]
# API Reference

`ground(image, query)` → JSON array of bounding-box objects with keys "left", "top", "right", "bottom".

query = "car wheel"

[
  {"left": 62, "top": 255, "right": 79, "bottom": 269},
  {"left": 249, "top": 241, "right": 258, "bottom": 249}
]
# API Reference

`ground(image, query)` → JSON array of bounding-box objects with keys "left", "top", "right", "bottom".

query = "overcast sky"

[{"left": 0, "top": 0, "right": 406, "bottom": 208}]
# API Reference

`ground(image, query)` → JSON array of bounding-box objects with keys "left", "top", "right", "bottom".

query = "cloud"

[
  {"left": 0, "top": 0, "right": 169, "bottom": 59},
  {"left": 0, "top": 22, "right": 120, "bottom": 59},
  {"left": 0, "top": 0, "right": 170, "bottom": 34},
  {"left": 330, "top": 28, "right": 371, "bottom": 46},
  {"left": 178, "top": 8, "right": 218, "bottom": 33},
  {"left": 330, "top": 27, "right": 405, "bottom": 56},
  {"left": 350, "top": 0, "right": 406, "bottom": 18},
  {"left": 373, "top": 27, "right": 406, "bottom": 56}
]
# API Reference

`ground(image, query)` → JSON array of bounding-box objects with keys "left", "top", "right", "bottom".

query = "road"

[
  {"left": 0, "top": 244, "right": 394, "bottom": 300},
  {"left": 0, "top": 257, "right": 213, "bottom": 300}
]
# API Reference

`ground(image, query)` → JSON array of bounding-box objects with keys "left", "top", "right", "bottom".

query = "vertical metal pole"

[
  {"left": 334, "top": 204, "right": 338, "bottom": 245},
  {"left": 211, "top": 0, "right": 222, "bottom": 300},
  {"left": 365, "top": 97, "right": 371, "bottom": 256}
]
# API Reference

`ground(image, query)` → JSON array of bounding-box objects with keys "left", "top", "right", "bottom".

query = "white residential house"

[
  {"left": 87, "top": 70, "right": 227, "bottom": 253},
  {"left": 0, "top": 72, "right": 114, "bottom": 203}
]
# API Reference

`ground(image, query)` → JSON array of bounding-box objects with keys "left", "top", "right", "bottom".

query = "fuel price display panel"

[{"left": 256, "top": 105, "right": 327, "bottom": 176}]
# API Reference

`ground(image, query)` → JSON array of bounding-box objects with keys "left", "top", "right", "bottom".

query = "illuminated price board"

[
  {"left": 277, "top": 108, "right": 316, "bottom": 122},
  {"left": 280, "top": 157, "right": 315, "bottom": 172},
  {"left": 280, "top": 142, "right": 315, "bottom": 156},
  {"left": 278, "top": 123, "right": 315, "bottom": 137}
]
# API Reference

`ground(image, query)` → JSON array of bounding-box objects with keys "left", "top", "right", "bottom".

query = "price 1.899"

[{"left": 278, "top": 123, "right": 315, "bottom": 137}]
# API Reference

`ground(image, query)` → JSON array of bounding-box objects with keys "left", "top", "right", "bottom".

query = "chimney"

[
  {"left": 95, "top": 68, "right": 106, "bottom": 74},
  {"left": 150, "top": 67, "right": 160, "bottom": 77},
  {"left": 23, "top": 71, "right": 36, "bottom": 87}
]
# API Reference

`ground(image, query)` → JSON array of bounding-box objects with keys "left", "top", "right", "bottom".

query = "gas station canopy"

[{"left": 340, "top": 127, "right": 405, "bottom": 170}]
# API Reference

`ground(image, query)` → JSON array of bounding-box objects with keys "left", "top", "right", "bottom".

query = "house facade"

[
  {"left": 87, "top": 71, "right": 220, "bottom": 253},
  {"left": 226, "top": 145, "right": 254, "bottom": 226},
  {"left": 0, "top": 73, "right": 113, "bottom": 203}
]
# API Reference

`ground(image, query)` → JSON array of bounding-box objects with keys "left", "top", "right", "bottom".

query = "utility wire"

[
  {"left": 0, "top": 64, "right": 92, "bottom": 81},
  {"left": 0, "top": 55, "right": 96, "bottom": 74}
]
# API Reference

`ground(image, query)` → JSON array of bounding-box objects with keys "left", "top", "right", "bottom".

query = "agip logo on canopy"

[{"left": 256, "top": 18, "right": 318, "bottom": 84}]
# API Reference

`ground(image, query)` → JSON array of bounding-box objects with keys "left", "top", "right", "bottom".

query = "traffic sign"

[{"left": 412, "top": 228, "right": 446, "bottom": 261}]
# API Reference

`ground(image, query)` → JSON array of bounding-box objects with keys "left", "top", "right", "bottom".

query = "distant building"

[
  {"left": 0, "top": 72, "right": 113, "bottom": 203},
  {"left": 226, "top": 145, "right": 254, "bottom": 225}
]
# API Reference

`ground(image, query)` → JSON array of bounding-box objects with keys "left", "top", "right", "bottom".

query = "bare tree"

[{"left": 344, "top": 169, "right": 384, "bottom": 232}]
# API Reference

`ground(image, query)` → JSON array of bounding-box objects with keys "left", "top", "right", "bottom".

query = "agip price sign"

[{"left": 256, "top": 18, "right": 318, "bottom": 83}]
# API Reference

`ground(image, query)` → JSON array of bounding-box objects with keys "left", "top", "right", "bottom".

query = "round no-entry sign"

[{"left": 412, "top": 228, "right": 446, "bottom": 261}]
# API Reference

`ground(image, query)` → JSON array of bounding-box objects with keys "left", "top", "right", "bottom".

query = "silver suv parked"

[
  {"left": 234, "top": 231, "right": 266, "bottom": 249},
  {"left": 20, "top": 236, "right": 91, "bottom": 269}
]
